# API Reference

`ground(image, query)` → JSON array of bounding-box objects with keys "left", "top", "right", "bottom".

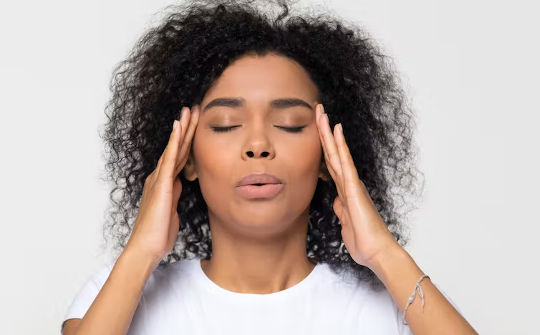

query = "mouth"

[
  {"left": 235, "top": 172, "right": 284, "bottom": 199},
  {"left": 235, "top": 183, "right": 284, "bottom": 199}
]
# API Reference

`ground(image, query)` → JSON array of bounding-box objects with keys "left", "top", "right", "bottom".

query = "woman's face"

[{"left": 188, "top": 52, "right": 322, "bottom": 238}]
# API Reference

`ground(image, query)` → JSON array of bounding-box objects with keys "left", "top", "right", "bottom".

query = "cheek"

[
  {"left": 191, "top": 135, "right": 235, "bottom": 209},
  {"left": 277, "top": 135, "right": 321, "bottom": 210},
  {"left": 278, "top": 133, "right": 322, "bottom": 176},
  {"left": 192, "top": 134, "right": 232, "bottom": 178}
]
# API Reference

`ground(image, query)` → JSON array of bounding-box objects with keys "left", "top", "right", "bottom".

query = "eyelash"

[{"left": 211, "top": 126, "right": 306, "bottom": 133}]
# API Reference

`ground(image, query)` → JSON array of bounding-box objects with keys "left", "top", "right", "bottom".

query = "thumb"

[
  {"left": 172, "top": 177, "right": 183, "bottom": 206},
  {"left": 165, "top": 177, "right": 182, "bottom": 254},
  {"left": 333, "top": 196, "right": 344, "bottom": 221},
  {"left": 170, "top": 176, "right": 182, "bottom": 225}
]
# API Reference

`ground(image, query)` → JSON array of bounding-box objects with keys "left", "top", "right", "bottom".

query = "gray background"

[{"left": 0, "top": 0, "right": 538, "bottom": 334}]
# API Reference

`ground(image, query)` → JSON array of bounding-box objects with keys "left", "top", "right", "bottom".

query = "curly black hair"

[{"left": 99, "top": 0, "right": 424, "bottom": 291}]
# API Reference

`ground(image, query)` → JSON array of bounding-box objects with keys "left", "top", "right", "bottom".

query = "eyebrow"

[{"left": 202, "top": 97, "right": 314, "bottom": 113}]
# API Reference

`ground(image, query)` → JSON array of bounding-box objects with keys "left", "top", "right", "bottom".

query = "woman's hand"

[
  {"left": 125, "top": 105, "right": 200, "bottom": 267},
  {"left": 316, "top": 104, "right": 479, "bottom": 334},
  {"left": 315, "top": 104, "right": 400, "bottom": 269}
]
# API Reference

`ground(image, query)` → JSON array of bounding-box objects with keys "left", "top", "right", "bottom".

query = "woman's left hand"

[{"left": 315, "top": 104, "right": 401, "bottom": 269}]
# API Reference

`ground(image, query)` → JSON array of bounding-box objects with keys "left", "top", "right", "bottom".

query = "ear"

[
  {"left": 182, "top": 151, "right": 198, "bottom": 181},
  {"left": 318, "top": 157, "right": 331, "bottom": 182}
]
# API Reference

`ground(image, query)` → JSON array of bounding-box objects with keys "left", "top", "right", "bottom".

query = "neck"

[{"left": 201, "top": 209, "right": 317, "bottom": 294}]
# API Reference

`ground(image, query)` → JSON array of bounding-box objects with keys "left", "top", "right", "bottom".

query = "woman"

[{"left": 62, "top": 0, "right": 477, "bottom": 334}]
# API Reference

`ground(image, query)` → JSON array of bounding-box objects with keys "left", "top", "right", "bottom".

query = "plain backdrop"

[{"left": 0, "top": 0, "right": 538, "bottom": 334}]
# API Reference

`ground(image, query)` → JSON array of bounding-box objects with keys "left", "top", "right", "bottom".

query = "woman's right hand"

[{"left": 124, "top": 105, "right": 200, "bottom": 268}]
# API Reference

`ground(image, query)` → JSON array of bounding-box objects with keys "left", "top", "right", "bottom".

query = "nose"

[
  {"left": 245, "top": 149, "right": 271, "bottom": 158},
  {"left": 241, "top": 127, "right": 275, "bottom": 160}
]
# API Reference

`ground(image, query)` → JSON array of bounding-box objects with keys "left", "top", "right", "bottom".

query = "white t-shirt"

[{"left": 62, "top": 257, "right": 459, "bottom": 334}]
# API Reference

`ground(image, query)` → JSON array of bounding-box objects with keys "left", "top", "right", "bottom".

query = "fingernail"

[{"left": 173, "top": 120, "right": 178, "bottom": 130}]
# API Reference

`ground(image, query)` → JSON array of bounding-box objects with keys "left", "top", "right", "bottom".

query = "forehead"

[{"left": 201, "top": 53, "right": 319, "bottom": 108}]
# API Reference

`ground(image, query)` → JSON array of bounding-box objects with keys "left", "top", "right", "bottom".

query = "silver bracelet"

[{"left": 402, "top": 274, "right": 430, "bottom": 325}]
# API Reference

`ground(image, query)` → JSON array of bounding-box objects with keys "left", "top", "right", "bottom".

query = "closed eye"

[
  {"left": 276, "top": 126, "right": 306, "bottom": 133},
  {"left": 211, "top": 126, "right": 240, "bottom": 132},
  {"left": 211, "top": 125, "right": 307, "bottom": 133}
]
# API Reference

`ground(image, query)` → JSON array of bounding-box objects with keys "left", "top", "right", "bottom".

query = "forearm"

[
  {"left": 369, "top": 242, "right": 478, "bottom": 335},
  {"left": 75, "top": 247, "right": 158, "bottom": 335}
]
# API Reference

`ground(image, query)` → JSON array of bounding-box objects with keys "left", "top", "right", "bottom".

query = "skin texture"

[
  {"left": 313, "top": 105, "right": 478, "bottom": 334},
  {"left": 183, "top": 53, "right": 323, "bottom": 292},
  {"left": 100, "top": 0, "right": 423, "bottom": 291},
  {"left": 61, "top": 49, "right": 477, "bottom": 332},
  {"left": 79, "top": 1, "right": 480, "bottom": 333},
  {"left": 182, "top": 52, "right": 477, "bottom": 333}
]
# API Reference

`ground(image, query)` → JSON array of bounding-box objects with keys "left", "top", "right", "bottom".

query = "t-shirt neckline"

[{"left": 192, "top": 258, "right": 322, "bottom": 301}]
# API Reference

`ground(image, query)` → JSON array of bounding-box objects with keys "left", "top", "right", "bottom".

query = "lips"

[
  {"left": 236, "top": 173, "right": 283, "bottom": 187},
  {"left": 235, "top": 173, "right": 284, "bottom": 199}
]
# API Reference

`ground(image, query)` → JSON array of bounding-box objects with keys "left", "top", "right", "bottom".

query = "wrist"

[
  {"left": 366, "top": 239, "right": 410, "bottom": 281},
  {"left": 121, "top": 244, "right": 162, "bottom": 274}
]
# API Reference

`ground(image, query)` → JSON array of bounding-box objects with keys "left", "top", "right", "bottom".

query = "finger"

[
  {"left": 178, "top": 106, "right": 191, "bottom": 141},
  {"left": 333, "top": 196, "right": 345, "bottom": 221},
  {"left": 166, "top": 211, "right": 180, "bottom": 252},
  {"left": 316, "top": 107, "right": 333, "bottom": 171},
  {"left": 157, "top": 119, "right": 181, "bottom": 179},
  {"left": 172, "top": 106, "right": 191, "bottom": 174},
  {"left": 171, "top": 177, "right": 182, "bottom": 211},
  {"left": 316, "top": 127, "right": 347, "bottom": 221},
  {"left": 319, "top": 136, "right": 339, "bottom": 183},
  {"left": 175, "top": 105, "right": 200, "bottom": 175},
  {"left": 317, "top": 109, "right": 343, "bottom": 181},
  {"left": 155, "top": 119, "right": 178, "bottom": 173},
  {"left": 316, "top": 107, "right": 345, "bottom": 200},
  {"left": 156, "top": 154, "right": 164, "bottom": 172},
  {"left": 335, "top": 124, "right": 369, "bottom": 203},
  {"left": 167, "top": 178, "right": 183, "bottom": 251},
  {"left": 334, "top": 124, "right": 362, "bottom": 192},
  {"left": 157, "top": 106, "right": 189, "bottom": 173},
  {"left": 318, "top": 138, "right": 340, "bottom": 189},
  {"left": 333, "top": 123, "right": 361, "bottom": 203},
  {"left": 316, "top": 105, "right": 346, "bottom": 197},
  {"left": 316, "top": 105, "right": 338, "bottom": 178}
]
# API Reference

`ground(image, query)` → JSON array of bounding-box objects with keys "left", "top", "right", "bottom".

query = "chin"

[{"left": 227, "top": 215, "right": 295, "bottom": 238}]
